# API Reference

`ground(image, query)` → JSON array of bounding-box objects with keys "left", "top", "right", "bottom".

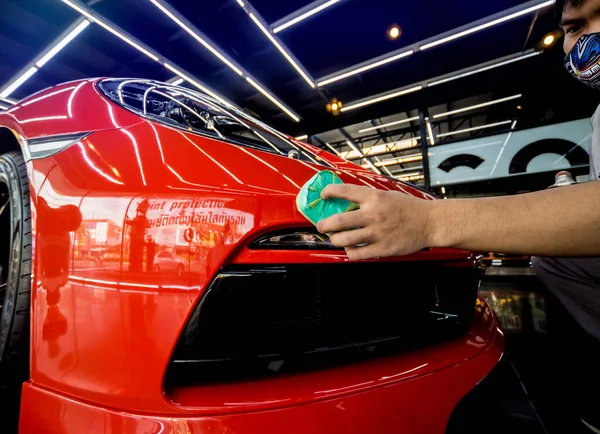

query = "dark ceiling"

[{"left": 1, "top": 0, "right": 599, "bottom": 140}]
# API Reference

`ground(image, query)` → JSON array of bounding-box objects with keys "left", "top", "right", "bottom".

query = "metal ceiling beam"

[
  {"left": 146, "top": 0, "right": 301, "bottom": 123},
  {"left": 0, "top": 17, "right": 90, "bottom": 100},
  {"left": 327, "top": 123, "right": 420, "bottom": 148},
  {"left": 338, "top": 128, "right": 382, "bottom": 175},
  {"left": 367, "top": 119, "right": 395, "bottom": 176},
  {"left": 270, "top": 0, "right": 346, "bottom": 34},
  {"left": 337, "top": 49, "right": 540, "bottom": 114},
  {"left": 371, "top": 119, "right": 391, "bottom": 144},
  {"left": 306, "top": 57, "right": 533, "bottom": 139},
  {"left": 235, "top": 0, "right": 316, "bottom": 89},
  {"left": 316, "top": 0, "right": 553, "bottom": 87},
  {"left": 57, "top": 0, "right": 237, "bottom": 110},
  {"left": 0, "top": 97, "right": 16, "bottom": 105},
  {"left": 391, "top": 166, "right": 424, "bottom": 175}
]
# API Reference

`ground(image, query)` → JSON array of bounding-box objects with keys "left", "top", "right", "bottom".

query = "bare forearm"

[{"left": 428, "top": 181, "right": 600, "bottom": 256}]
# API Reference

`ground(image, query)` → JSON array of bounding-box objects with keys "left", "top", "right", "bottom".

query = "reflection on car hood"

[{"left": 148, "top": 121, "right": 433, "bottom": 200}]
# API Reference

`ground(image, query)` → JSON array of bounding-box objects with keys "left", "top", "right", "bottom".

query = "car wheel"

[
  {"left": 153, "top": 264, "right": 160, "bottom": 273},
  {"left": 177, "top": 263, "right": 184, "bottom": 277},
  {"left": 0, "top": 151, "right": 32, "bottom": 390}
]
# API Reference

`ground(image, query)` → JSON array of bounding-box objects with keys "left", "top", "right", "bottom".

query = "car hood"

[{"left": 146, "top": 121, "right": 433, "bottom": 200}]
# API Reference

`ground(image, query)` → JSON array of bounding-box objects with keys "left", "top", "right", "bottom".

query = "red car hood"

[{"left": 142, "top": 121, "right": 434, "bottom": 200}]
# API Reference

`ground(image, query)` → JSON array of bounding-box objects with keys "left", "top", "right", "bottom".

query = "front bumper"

[{"left": 20, "top": 298, "right": 503, "bottom": 434}]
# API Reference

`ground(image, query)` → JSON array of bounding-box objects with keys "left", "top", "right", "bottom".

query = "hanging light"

[{"left": 326, "top": 98, "right": 343, "bottom": 115}]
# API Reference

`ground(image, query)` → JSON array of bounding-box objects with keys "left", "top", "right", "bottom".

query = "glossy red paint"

[
  {"left": 234, "top": 248, "right": 477, "bottom": 264},
  {"left": 19, "top": 298, "right": 503, "bottom": 434},
  {"left": 0, "top": 80, "right": 142, "bottom": 140},
  {"left": 0, "top": 79, "right": 503, "bottom": 433}
]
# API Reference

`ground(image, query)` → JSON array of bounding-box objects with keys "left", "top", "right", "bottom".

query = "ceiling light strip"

[
  {"left": 340, "top": 86, "right": 423, "bottom": 112},
  {"left": 0, "top": 18, "right": 90, "bottom": 99},
  {"left": 419, "top": 0, "right": 554, "bottom": 50},
  {"left": 374, "top": 153, "right": 423, "bottom": 167},
  {"left": 426, "top": 119, "right": 435, "bottom": 145},
  {"left": 429, "top": 51, "right": 540, "bottom": 86},
  {"left": 145, "top": 0, "right": 301, "bottom": 122},
  {"left": 0, "top": 96, "right": 16, "bottom": 105},
  {"left": 58, "top": 0, "right": 243, "bottom": 113},
  {"left": 396, "top": 171, "right": 422, "bottom": 178},
  {"left": 149, "top": 0, "right": 243, "bottom": 75},
  {"left": 359, "top": 116, "right": 419, "bottom": 133},
  {"left": 437, "top": 120, "right": 513, "bottom": 138},
  {"left": 398, "top": 174, "right": 424, "bottom": 182},
  {"left": 324, "top": 142, "right": 342, "bottom": 156},
  {"left": 60, "top": 0, "right": 158, "bottom": 61},
  {"left": 248, "top": 12, "right": 315, "bottom": 88},
  {"left": 317, "top": 50, "right": 414, "bottom": 87},
  {"left": 345, "top": 140, "right": 362, "bottom": 155},
  {"left": 272, "top": 0, "right": 344, "bottom": 33},
  {"left": 343, "top": 137, "right": 421, "bottom": 160},
  {"left": 433, "top": 94, "right": 522, "bottom": 119},
  {"left": 0, "top": 67, "right": 38, "bottom": 99},
  {"left": 391, "top": 166, "right": 424, "bottom": 174},
  {"left": 339, "top": 50, "right": 538, "bottom": 114},
  {"left": 315, "top": 0, "right": 552, "bottom": 87},
  {"left": 376, "top": 160, "right": 394, "bottom": 177},
  {"left": 246, "top": 77, "right": 301, "bottom": 122},
  {"left": 295, "top": 135, "right": 308, "bottom": 140},
  {"left": 363, "top": 160, "right": 381, "bottom": 174},
  {"left": 346, "top": 140, "right": 381, "bottom": 174},
  {"left": 37, "top": 20, "right": 90, "bottom": 67}
]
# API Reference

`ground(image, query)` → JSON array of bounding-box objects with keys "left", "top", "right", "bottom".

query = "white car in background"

[{"left": 153, "top": 251, "right": 189, "bottom": 276}]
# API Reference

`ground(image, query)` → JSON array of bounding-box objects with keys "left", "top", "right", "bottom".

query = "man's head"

[
  {"left": 558, "top": 0, "right": 600, "bottom": 90},
  {"left": 557, "top": 0, "right": 600, "bottom": 53}
]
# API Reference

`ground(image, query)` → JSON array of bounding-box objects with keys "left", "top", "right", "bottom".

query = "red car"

[{"left": 0, "top": 78, "right": 503, "bottom": 433}]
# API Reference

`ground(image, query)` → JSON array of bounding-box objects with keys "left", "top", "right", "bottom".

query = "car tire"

[
  {"left": 177, "top": 263, "right": 184, "bottom": 277},
  {"left": 153, "top": 264, "right": 160, "bottom": 273},
  {"left": 0, "top": 151, "right": 32, "bottom": 391}
]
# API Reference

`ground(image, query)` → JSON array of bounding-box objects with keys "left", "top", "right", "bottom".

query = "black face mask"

[{"left": 565, "top": 32, "right": 600, "bottom": 90}]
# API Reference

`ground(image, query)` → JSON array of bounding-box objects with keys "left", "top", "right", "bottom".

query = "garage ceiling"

[{"left": 0, "top": 0, "right": 599, "bottom": 147}]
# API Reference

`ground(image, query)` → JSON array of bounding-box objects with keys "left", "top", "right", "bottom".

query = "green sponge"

[{"left": 296, "top": 170, "right": 359, "bottom": 228}]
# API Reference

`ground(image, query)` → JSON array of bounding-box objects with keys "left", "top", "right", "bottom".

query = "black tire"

[
  {"left": 153, "top": 264, "right": 160, "bottom": 273},
  {"left": 0, "top": 151, "right": 31, "bottom": 391},
  {"left": 177, "top": 263, "right": 184, "bottom": 277}
]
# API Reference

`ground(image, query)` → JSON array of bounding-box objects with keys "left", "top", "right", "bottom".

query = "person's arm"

[{"left": 316, "top": 181, "right": 600, "bottom": 260}]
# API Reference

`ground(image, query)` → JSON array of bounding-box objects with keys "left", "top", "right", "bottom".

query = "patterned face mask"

[{"left": 565, "top": 32, "right": 600, "bottom": 90}]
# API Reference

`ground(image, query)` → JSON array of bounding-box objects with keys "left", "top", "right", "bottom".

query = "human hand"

[{"left": 316, "top": 184, "right": 436, "bottom": 260}]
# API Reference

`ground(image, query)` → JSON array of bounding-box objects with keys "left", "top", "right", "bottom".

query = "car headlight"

[
  {"left": 250, "top": 230, "right": 342, "bottom": 250},
  {"left": 96, "top": 78, "right": 330, "bottom": 166}
]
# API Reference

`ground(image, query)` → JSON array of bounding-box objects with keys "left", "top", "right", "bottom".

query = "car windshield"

[{"left": 98, "top": 79, "right": 329, "bottom": 166}]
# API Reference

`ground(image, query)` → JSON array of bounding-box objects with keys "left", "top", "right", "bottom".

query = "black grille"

[{"left": 167, "top": 262, "right": 482, "bottom": 385}]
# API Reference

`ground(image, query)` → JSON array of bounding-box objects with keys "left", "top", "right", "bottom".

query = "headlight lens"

[{"left": 96, "top": 78, "right": 330, "bottom": 166}]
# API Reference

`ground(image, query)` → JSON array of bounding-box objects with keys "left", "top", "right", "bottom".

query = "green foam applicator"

[{"left": 296, "top": 170, "right": 359, "bottom": 229}]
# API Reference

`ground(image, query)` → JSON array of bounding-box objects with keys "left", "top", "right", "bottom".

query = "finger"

[
  {"left": 329, "top": 228, "right": 374, "bottom": 248},
  {"left": 345, "top": 244, "right": 385, "bottom": 261},
  {"left": 317, "top": 209, "right": 367, "bottom": 234},
  {"left": 321, "top": 183, "right": 373, "bottom": 203}
]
